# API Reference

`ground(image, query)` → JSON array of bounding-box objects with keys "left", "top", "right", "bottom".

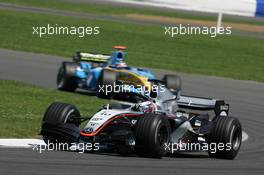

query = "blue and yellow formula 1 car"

[{"left": 57, "top": 46, "right": 157, "bottom": 96}]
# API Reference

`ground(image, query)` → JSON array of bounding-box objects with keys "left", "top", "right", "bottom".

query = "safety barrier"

[{"left": 115, "top": 0, "right": 264, "bottom": 17}]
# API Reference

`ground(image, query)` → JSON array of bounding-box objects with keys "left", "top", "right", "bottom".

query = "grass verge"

[
  {"left": 0, "top": 10, "right": 263, "bottom": 82},
  {"left": 0, "top": 80, "right": 106, "bottom": 138}
]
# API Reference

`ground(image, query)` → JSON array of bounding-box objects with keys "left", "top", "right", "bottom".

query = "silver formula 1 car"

[{"left": 40, "top": 81, "right": 242, "bottom": 159}]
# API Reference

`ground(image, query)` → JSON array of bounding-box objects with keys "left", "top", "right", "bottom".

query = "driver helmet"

[
  {"left": 115, "top": 60, "right": 127, "bottom": 68},
  {"left": 138, "top": 101, "right": 157, "bottom": 113}
]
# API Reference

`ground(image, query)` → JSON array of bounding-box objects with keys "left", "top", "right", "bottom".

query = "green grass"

[
  {"left": 0, "top": 80, "right": 106, "bottom": 138},
  {"left": 0, "top": 10, "right": 264, "bottom": 82},
  {"left": 1, "top": 0, "right": 264, "bottom": 26}
]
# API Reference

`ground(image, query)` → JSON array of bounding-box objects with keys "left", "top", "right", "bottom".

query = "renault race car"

[
  {"left": 57, "top": 46, "right": 155, "bottom": 96},
  {"left": 40, "top": 83, "right": 242, "bottom": 159}
]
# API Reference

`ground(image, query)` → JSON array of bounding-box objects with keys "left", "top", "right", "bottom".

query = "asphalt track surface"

[{"left": 0, "top": 48, "right": 264, "bottom": 175}]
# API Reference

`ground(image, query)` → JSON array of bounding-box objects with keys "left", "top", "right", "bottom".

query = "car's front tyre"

[
  {"left": 41, "top": 102, "right": 81, "bottom": 148},
  {"left": 134, "top": 113, "right": 171, "bottom": 158}
]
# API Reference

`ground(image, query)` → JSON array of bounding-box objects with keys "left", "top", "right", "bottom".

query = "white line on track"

[
  {"left": 0, "top": 139, "right": 45, "bottom": 148},
  {"left": 242, "top": 131, "right": 249, "bottom": 142}
]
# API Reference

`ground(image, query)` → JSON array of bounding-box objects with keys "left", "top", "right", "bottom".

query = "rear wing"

[
  {"left": 177, "top": 95, "right": 229, "bottom": 116},
  {"left": 73, "top": 52, "right": 111, "bottom": 63}
]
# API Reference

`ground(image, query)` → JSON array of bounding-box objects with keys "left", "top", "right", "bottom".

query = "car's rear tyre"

[
  {"left": 57, "top": 62, "right": 78, "bottom": 92},
  {"left": 207, "top": 116, "right": 242, "bottom": 159},
  {"left": 163, "top": 74, "right": 182, "bottom": 94},
  {"left": 41, "top": 102, "right": 81, "bottom": 147},
  {"left": 135, "top": 113, "right": 171, "bottom": 158},
  {"left": 97, "top": 69, "right": 116, "bottom": 99}
]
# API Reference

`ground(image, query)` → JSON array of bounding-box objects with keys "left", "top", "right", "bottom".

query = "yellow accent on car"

[{"left": 105, "top": 68, "right": 152, "bottom": 90}]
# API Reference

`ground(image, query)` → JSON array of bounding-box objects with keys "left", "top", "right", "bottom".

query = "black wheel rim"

[
  {"left": 157, "top": 125, "right": 169, "bottom": 147},
  {"left": 231, "top": 126, "right": 241, "bottom": 151},
  {"left": 67, "top": 114, "right": 80, "bottom": 126}
]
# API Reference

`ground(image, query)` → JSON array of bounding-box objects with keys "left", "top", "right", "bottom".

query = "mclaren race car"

[
  {"left": 57, "top": 46, "right": 155, "bottom": 97},
  {"left": 40, "top": 84, "right": 242, "bottom": 159}
]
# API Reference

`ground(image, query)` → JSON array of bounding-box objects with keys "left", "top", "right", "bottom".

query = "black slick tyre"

[
  {"left": 57, "top": 62, "right": 77, "bottom": 92},
  {"left": 135, "top": 113, "right": 171, "bottom": 158},
  {"left": 207, "top": 116, "right": 242, "bottom": 159}
]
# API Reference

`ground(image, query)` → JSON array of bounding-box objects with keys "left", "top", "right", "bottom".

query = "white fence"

[{"left": 114, "top": 0, "right": 264, "bottom": 17}]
